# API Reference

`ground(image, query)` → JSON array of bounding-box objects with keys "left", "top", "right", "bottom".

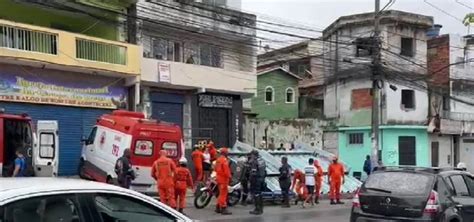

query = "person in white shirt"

[
  {"left": 203, "top": 147, "right": 212, "bottom": 182},
  {"left": 303, "top": 158, "right": 317, "bottom": 207}
]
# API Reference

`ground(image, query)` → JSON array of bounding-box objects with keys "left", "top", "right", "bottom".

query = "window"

[
  {"left": 265, "top": 86, "right": 274, "bottom": 103},
  {"left": 442, "top": 96, "right": 450, "bottom": 111},
  {"left": 449, "top": 175, "right": 470, "bottom": 197},
  {"left": 87, "top": 127, "right": 97, "bottom": 145},
  {"left": 4, "top": 194, "right": 83, "bottom": 222},
  {"left": 134, "top": 140, "right": 154, "bottom": 156},
  {"left": 401, "top": 89, "right": 415, "bottom": 109},
  {"left": 39, "top": 133, "right": 55, "bottom": 159},
  {"left": 456, "top": 56, "right": 465, "bottom": 69},
  {"left": 184, "top": 43, "right": 199, "bottom": 64},
  {"left": 464, "top": 175, "right": 474, "bottom": 197},
  {"left": 286, "top": 88, "right": 295, "bottom": 103},
  {"left": 364, "top": 172, "right": 433, "bottom": 195},
  {"left": 401, "top": 37, "right": 414, "bottom": 57},
  {"left": 93, "top": 194, "right": 175, "bottom": 222},
  {"left": 184, "top": 43, "right": 221, "bottom": 67},
  {"left": 354, "top": 37, "right": 374, "bottom": 57},
  {"left": 348, "top": 133, "right": 364, "bottom": 145},
  {"left": 152, "top": 38, "right": 179, "bottom": 62}
]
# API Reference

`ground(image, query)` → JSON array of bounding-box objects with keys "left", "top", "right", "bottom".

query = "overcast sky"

[{"left": 241, "top": 0, "right": 473, "bottom": 48}]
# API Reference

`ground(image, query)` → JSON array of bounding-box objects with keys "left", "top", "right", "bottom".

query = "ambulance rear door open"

[{"left": 34, "top": 120, "right": 59, "bottom": 177}]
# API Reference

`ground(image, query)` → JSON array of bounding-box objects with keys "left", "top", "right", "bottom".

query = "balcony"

[
  {"left": 0, "top": 19, "right": 140, "bottom": 75},
  {"left": 442, "top": 110, "right": 474, "bottom": 122},
  {"left": 141, "top": 57, "right": 256, "bottom": 96}
]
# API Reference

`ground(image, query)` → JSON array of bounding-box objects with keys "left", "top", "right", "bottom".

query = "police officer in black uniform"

[
  {"left": 249, "top": 150, "right": 266, "bottom": 215},
  {"left": 237, "top": 153, "right": 251, "bottom": 206},
  {"left": 279, "top": 156, "right": 292, "bottom": 208}
]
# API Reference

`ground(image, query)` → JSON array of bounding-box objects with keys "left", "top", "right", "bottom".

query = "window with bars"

[{"left": 348, "top": 133, "right": 364, "bottom": 145}]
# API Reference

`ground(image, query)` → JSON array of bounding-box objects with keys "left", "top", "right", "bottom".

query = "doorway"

[{"left": 399, "top": 136, "right": 416, "bottom": 165}]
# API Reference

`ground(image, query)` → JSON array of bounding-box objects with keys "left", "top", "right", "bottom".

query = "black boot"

[
  {"left": 315, "top": 196, "right": 320, "bottom": 204},
  {"left": 336, "top": 199, "right": 345, "bottom": 205},
  {"left": 249, "top": 196, "right": 262, "bottom": 215},
  {"left": 330, "top": 199, "right": 336, "bottom": 205},
  {"left": 241, "top": 195, "right": 248, "bottom": 206},
  {"left": 215, "top": 205, "right": 222, "bottom": 213},
  {"left": 221, "top": 207, "right": 232, "bottom": 215}
]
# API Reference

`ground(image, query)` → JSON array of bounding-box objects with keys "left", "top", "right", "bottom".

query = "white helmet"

[
  {"left": 457, "top": 162, "right": 467, "bottom": 171},
  {"left": 179, "top": 158, "right": 188, "bottom": 165}
]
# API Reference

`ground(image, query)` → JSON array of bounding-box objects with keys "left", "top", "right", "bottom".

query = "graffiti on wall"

[{"left": 243, "top": 118, "right": 326, "bottom": 150}]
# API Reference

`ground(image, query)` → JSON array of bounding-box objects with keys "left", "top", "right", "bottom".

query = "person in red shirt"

[
  {"left": 291, "top": 169, "right": 308, "bottom": 205},
  {"left": 214, "top": 148, "right": 232, "bottom": 215},
  {"left": 191, "top": 146, "right": 204, "bottom": 183},
  {"left": 151, "top": 150, "right": 177, "bottom": 208},
  {"left": 207, "top": 140, "right": 218, "bottom": 162},
  {"left": 314, "top": 159, "right": 324, "bottom": 204},
  {"left": 174, "top": 158, "right": 193, "bottom": 214},
  {"left": 328, "top": 156, "right": 345, "bottom": 205}
]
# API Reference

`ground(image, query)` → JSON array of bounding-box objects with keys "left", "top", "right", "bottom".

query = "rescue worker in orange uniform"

[
  {"left": 328, "top": 156, "right": 345, "bottom": 205},
  {"left": 175, "top": 158, "right": 193, "bottom": 214},
  {"left": 191, "top": 146, "right": 204, "bottom": 183},
  {"left": 214, "top": 148, "right": 232, "bottom": 215},
  {"left": 207, "top": 140, "right": 218, "bottom": 162},
  {"left": 291, "top": 169, "right": 308, "bottom": 205},
  {"left": 314, "top": 159, "right": 324, "bottom": 204},
  {"left": 151, "top": 150, "right": 177, "bottom": 208}
]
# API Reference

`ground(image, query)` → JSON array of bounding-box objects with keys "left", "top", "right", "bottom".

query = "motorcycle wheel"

[
  {"left": 194, "top": 191, "right": 213, "bottom": 209},
  {"left": 227, "top": 189, "right": 241, "bottom": 207}
]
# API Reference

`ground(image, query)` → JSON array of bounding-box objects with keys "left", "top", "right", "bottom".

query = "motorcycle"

[{"left": 194, "top": 177, "right": 242, "bottom": 209}]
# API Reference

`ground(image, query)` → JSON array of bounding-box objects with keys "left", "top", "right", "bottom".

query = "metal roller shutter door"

[
  {"left": 150, "top": 92, "right": 184, "bottom": 128},
  {"left": 0, "top": 102, "right": 109, "bottom": 176}
]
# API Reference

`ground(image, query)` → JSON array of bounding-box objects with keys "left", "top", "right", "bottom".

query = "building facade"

[
  {"left": 322, "top": 11, "right": 433, "bottom": 176},
  {"left": 249, "top": 67, "right": 301, "bottom": 120},
  {"left": 0, "top": 0, "right": 140, "bottom": 175},
  {"left": 135, "top": 0, "right": 257, "bottom": 149},
  {"left": 428, "top": 33, "right": 474, "bottom": 171}
]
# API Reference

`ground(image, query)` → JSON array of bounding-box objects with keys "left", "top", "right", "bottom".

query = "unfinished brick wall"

[
  {"left": 427, "top": 35, "right": 450, "bottom": 87},
  {"left": 351, "top": 88, "right": 373, "bottom": 110}
]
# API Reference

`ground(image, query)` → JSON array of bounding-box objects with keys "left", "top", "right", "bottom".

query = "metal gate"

[
  {"left": 150, "top": 92, "right": 184, "bottom": 127},
  {"left": 198, "top": 107, "right": 230, "bottom": 147}
]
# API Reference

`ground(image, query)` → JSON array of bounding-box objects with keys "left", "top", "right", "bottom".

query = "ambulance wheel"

[
  {"left": 194, "top": 191, "right": 212, "bottom": 209},
  {"left": 78, "top": 159, "right": 87, "bottom": 179}
]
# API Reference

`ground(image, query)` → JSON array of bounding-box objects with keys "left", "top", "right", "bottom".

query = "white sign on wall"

[{"left": 158, "top": 63, "right": 171, "bottom": 83}]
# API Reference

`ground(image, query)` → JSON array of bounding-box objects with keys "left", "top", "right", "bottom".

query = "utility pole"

[{"left": 371, "top": 0, "right": 381, "bottom": 167}]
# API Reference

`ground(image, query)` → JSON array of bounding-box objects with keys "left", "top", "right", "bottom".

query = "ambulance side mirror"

[{"left": 81, "top": 136, "right": 89, "bottom": 144}]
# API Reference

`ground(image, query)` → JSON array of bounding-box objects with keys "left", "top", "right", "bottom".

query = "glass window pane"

[
  {"left": 450, "top": 175, "right": 470, "bottom": 197},
  {"left": 211, "top": 46, "right": 221, "bottom": 67},
  {"left": 166, "top": 41, "right": 174, "bottom": 61},
  {"left": 152, "top": 38, "right": 167, "bottom": 60},
  {"left": 184, "top": 43, "right": 199, "bottom": 64},
  {"left": 200, "top": 44, "right": 211, "bottom": 66},
  {"left": 40, "top": 133, "right": 54, "bottom": 159},
  {"left": 94, "top": 194, "right": 175, "bottom": 222}
]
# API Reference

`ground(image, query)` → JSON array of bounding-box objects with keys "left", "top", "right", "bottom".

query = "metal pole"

[{"left": 372, "top": 0, "right": 381, "bottom": 167}]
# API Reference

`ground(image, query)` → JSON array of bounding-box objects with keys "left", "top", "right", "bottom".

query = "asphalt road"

[{"left": 186, "top": 200, "right": 351, "bottom": 222}]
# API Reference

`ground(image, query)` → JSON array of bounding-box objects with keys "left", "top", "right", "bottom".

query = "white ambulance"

[{"left": 78, "top": 110, "right": 184, "bottom": 195}]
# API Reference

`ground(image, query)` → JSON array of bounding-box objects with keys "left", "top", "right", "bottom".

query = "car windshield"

[{"left": 364, "top": 172, "right": 434, "bottom": 195}]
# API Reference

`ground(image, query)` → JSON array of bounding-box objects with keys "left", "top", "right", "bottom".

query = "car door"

[
  {"left": 34, "top": 120, "right": 59, "bottom": 177},
  {"left": 1, "top": 194, "right": 91, "bottom": 222},
  {"left": 83, "top": 126, "right": 98, "bottom": 169},
  {"left": 82, "top": 192, "right": 186, "bottom": 222},
  {"left": 448, "top": 174, "right": 474, "bottom": 221}
]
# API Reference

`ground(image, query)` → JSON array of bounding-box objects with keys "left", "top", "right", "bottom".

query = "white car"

[{"left": 0, "top": 178, "right": 192, "bottom": 222}]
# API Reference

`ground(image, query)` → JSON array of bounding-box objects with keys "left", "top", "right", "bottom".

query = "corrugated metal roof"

[{"left": 229, "top": 141, "right": 362, "bottom": 194}]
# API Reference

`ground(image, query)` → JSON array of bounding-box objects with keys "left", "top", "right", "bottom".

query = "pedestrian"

[
  {"left": 236, "top": 154, "right": 251, "bottom": 206},
  {"left": 207, "top": 140, "right": 218, "bottom": 162},
  {"left": 291, "top": 169, "right": 307, "bottom": 205},
  {"left": 114, "top": 148, "right": 135, "bottom": 189},
  {"left": 279, "top": 156, "right": 292, "bottom": 208},
  {"left": 175, "top": 158, "right": 193, "bottom": 214},
  {"left": 151, "top": 150, "right": 177, "bottom": 209},
  {"left": 328, "top": 156, "right": 345, "bottom": 205},
  {"left": 303, "top": 158, "right": 317, "bottom": 207},
  {"left": 191, "top": 146, "right": 204, "bottom": 183},
  {"left": 314, "top": 159, "right": 324, "bottom": 204},
  {"left": 12, "top": 148, "right": 27, "bottom": 177},
  {"left": 203, "top": 146, "right": 212, "bottom": 182},
  {"left": 249, "top": 150, "right": 267, "bottom": 215},
  {"left": 215, "top": 148, "right": 232, "bottom": 215},
  {"left": 363, "top": 155, "right": 372, "bottom": 176}
]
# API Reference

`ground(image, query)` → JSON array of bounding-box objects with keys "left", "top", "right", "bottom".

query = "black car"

[{"left": 351, "top": 166, "right": 474, "bottom": 222}]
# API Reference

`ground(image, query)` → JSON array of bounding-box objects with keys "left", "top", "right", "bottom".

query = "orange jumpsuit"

[
  {"left": 175, "top": 166, "right": 193, "bottom": 210},
  {"left": 192, "top": 149, "right": 204, "bottom": 182},
  {"left": 208, "top": 143, "right": 218, "bottom": 162},
  {"left": 215, "top": 155, "right": 232, "bottom": 209},
  {"left": 291, "top": 169, "right": 308, "bottom": 200},
  {"left": 314, "top": 162, "right": 324, "bottom": 198},
  {"left": 328, "top": 162, "right": 345, "bottom": 201},
  {"left": 152, "top": 154, "right": 177, "bottom": 208}
]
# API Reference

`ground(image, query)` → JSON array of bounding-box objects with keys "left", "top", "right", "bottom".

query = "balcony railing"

[
  {"left": 442, "top": 110, "right": 474, "bottom": 121},
  {"left": 0, "top": 25, "right": 57, "bottom": 55},
  {"left": 0, "top": 19, "right": 140, "bottom": 75}
]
